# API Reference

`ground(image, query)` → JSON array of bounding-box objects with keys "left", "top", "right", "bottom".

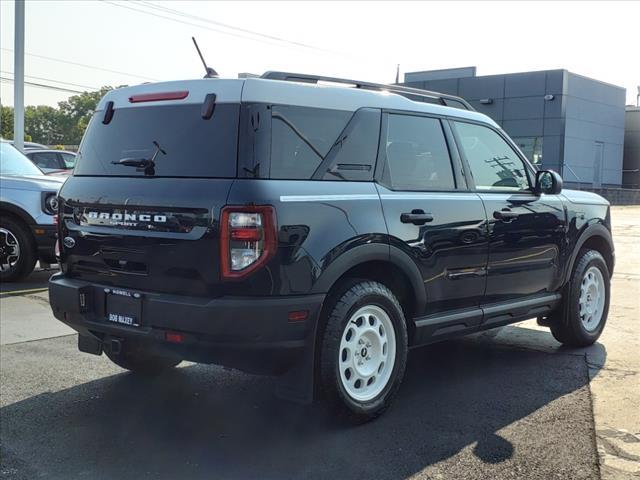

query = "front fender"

[{"left": 563, "top": 222, "right": 614, "bottom": 284}]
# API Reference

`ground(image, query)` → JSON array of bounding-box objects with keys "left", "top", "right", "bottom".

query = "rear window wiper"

[{"left": 112, "top": 141, "right": 166, "bottom": 175}]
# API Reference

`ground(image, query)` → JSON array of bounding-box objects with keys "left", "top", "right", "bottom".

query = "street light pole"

[{"left": 13, "top": 0, "right": 25, "bottom": 152}]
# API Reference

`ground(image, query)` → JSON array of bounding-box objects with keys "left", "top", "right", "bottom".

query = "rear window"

[{"left": 74, "top": 103, "right": 239, "bottom": 177}]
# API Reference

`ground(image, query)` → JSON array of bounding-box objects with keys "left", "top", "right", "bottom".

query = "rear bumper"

[
  {"left": 49, "top": 273, "right": 324, "bottom": 394},
  {"left": 31, "top": 224, "right": 57, "bottom": 263}
]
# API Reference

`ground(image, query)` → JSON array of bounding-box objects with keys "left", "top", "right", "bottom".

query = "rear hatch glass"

[{"left": 74, "top": 103, "right": 239, "bottom": 177}]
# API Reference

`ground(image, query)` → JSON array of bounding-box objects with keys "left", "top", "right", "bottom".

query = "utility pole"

[{"left": 13, "top": 0, "right": 25, "bottom": 152}]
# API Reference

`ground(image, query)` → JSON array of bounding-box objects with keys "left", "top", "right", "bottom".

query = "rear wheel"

[
  {"left": 0, "top": 216, "right": 37, "bottom": 282},
  {"left": 319, "top": 280, "right": 408, "bottom": 423},
  {"left": 105, "top": 340, "right": 181, "bottom": 375},
  {"left": 550, "top": 249, "right": 610, "bottom": 347}
]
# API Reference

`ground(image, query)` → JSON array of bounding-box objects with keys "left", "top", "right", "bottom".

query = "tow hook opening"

[{"left": 110, "top": 338, "right": 123, "bottom": 355}]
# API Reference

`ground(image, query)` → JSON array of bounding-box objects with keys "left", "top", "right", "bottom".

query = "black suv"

[{"left": 49, "top": 72, "right": 614, "bottom": 422}]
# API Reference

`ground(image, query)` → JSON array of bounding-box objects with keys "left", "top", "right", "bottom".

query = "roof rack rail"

[{"left": 260, "top": 71, "right": 474, "bottom": 111}]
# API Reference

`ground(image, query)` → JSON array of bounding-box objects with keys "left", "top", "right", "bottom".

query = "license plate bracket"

[{"left": 105, "top": 289, "right": 143, "bottom": 328}]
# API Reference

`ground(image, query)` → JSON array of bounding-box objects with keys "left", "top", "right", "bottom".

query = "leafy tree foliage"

[{"left": 1, "top": 85, "right": 124, "bottom": 145}]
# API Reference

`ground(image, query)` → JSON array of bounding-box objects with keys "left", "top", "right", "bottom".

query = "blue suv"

[{"left": 1, "top": 142, "right": 63, "bottom": 281}]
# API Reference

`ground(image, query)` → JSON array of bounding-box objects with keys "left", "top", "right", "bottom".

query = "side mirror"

[{"left": 535, "top": 170, "right": 563, "bottom": 195}]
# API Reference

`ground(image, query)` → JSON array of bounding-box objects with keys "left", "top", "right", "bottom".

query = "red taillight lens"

[
  {"left": 165, "top": 331, "right": 184, "bottom": 343},
  {"left": 220, "top": 206, "right": 276, "bottom": 280},
  {"left": 230, "top": 229, "right": 262, "bottom": 241}
]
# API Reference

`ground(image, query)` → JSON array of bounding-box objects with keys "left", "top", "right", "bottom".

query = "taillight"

[{"left": 220, "top": 206, "right": 277, "bottom": 280}]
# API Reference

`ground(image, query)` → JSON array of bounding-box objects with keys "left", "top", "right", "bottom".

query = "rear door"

[
  {"left": 377, "top": 112, "right": 488, "bottom": 317},
  {"left": 58, "top": 83, "right": 242, "bottom": 297},
  {"left": 451, "top": 120, "right": 567, "bottom": 304}
]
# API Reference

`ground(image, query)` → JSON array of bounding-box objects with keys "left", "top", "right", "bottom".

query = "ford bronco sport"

[
  {"left": 49, "top": 72, "right": 614, "bottom": 422},
  {"left": 1, "top": 142, "right": 63, "bottom": 281}
]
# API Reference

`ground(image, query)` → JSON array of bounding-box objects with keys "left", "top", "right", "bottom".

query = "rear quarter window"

[
  {"left": 270, "top": 105, "right": 350, "bottom": 180},
  {"left": 239, "top": 104, "right": 380, "bottom": 181},
  {"left": 74, "top": 103, "right": 239, "bottom": 177}
]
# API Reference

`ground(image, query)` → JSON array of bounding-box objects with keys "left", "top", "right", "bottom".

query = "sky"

[{"left": 1, "top": 0, "right": 639, "bottom": 108}]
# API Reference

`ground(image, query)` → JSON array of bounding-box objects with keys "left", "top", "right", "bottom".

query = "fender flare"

[
  {"left": 563, "top": 223, "right": 614, "bottom": 284},
  {"left": 310, "top": 242, "right": 427, "bottom": 315},
  {"left": 0, "top": 201, "right": 37, "bottom": 226}
]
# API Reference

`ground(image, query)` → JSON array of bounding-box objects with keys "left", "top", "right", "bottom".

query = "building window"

[{"left": 514, "top": 137, "right": 543, "bottom": 165}]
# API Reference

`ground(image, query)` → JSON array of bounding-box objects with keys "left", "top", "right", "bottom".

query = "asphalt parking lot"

[{"left": 1, "top": 207, "right": 638, "bottom": 480}]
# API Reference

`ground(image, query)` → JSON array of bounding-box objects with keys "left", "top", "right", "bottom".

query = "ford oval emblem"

[{"left": 63, "top": 236, "right": 76, "bottom": 249}]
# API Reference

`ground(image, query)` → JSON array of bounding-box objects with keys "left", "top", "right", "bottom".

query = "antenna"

[{"left": 192, "top": 37, "right": 218, "bottom": 79}]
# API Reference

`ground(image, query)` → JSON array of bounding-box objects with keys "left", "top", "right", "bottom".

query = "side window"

[
  {"left": 453, "top": 121, "right": 531, "bottom": 191},
  {"left": 270, "top": 105, "right": 350, "bottom": 180},
  {"left": 60, "top": 152, "right": 76, "bottom": 168},
  {"left": 382, "top": 114, "right": 456, "bottom": 191},
  {"left": 320, "top": 108, "right": 380, "bottom": 181},
  {"left": 29, "top": 152, "right": 60, "bottom": 170}
]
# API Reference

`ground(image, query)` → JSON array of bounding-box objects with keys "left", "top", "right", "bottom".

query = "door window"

[
  {"left": 29, "top": 152, "right": 61, "bottom": 170},
  {"left": 382, "top": 114, "right": 455, "bottom": 190},
  {"left": 453, "top": 121, "right": 531, "bottom": 191}
]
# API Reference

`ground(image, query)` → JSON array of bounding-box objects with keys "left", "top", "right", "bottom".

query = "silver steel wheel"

[
  {"left": 339, "top": 305, "right": 396, "bottom": 402},
  {"left": 579, "top": 266, "right": 606, "bottom": 332},
  {"left": 0, "top": 227, "right": 21, "bottom": 273}
]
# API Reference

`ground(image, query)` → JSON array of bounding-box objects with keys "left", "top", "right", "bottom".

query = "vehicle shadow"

[{"left": 0, "top": 332, "right": 605, "bottom": 480}]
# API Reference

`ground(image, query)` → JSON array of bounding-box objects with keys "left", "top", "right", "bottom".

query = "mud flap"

[
  {"left": 78, "top": 334, "right": 103, "bottom": 356},
  {"left": 274, "top": 317, "right": 319, "bottom": 404}
]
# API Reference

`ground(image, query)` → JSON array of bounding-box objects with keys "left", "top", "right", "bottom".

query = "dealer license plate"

[{"left": 105, "top": 289, "right": 142, "bottom": 328}]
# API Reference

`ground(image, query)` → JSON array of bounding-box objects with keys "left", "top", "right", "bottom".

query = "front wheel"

[
  {"left": 0, "top": 217, "right": 37, "bottom": 282},
  {"left": 550, "top": 249, "right": 610, "bottom": 347},
  {"left": 319, "top": 280, "right": 408, "bottom": 423}
]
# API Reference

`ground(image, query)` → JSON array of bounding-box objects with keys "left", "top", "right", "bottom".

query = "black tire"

[
  {"left": 319, "top": 280, "right": 408, "bottom": 423},
  {"left": 0, "top": 216, "right": 37, "bottom": 282},
  {"left": 105, "top": 340, "right": 181, "bottom": 375},
  {"left": 550, "top": 249, "right": 610, "bottom": 347}
]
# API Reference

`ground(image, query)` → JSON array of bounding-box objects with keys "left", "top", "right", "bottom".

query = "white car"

[{"left": 0, "top": 142, "right": 65, "bottom": 281}]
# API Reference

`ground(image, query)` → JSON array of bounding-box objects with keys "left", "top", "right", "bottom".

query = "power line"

[
  {"left": 99, "top": 0, "right": 300, "bottom": 50},
  {"left": 136, "top": 0, "right": 337, "bottom": 54},
  {"left": 1, "top": 71, "right": 99, "bottom": 91},
  {"left": 100, "top": 0, "right": 341, "bottom": 56},
  {"left": 0, "top": 76, "right": 85, "bottom": 94},
  {"left": 0, "top": 48, "right": 158, "bottom": 81}
]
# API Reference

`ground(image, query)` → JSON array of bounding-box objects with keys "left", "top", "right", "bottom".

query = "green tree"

[
  {"left": 25, "top": 105, "right": 64, "bottom": 145},
  {"left": 1, "top": 85, "right": 123, "bottom": 145},
  {"left": 1, "top": 105, "right": 14, "bottom": 140},
  {"left": 56, "top": 86, "right": 118, "bottom": 145}
]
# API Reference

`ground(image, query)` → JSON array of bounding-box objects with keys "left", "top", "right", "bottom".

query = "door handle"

[
  {"left": 493, "top": 209, "right": 518, "bottom": 222},
  {"left": 401, "top": 210, "right": 434, "bottom": 225},
  {"left": 446, "top": 268, "right": 487, "bottom": 280}
]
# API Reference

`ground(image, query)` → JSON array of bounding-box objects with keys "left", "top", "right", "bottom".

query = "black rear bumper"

[{"left": 49, "top": 273, "right": 325, "bottom": 401}]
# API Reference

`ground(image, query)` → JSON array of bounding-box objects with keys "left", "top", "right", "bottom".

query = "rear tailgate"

[
  {"left": 59, "top": 177, "right": 234, "bottom": 297},
  {"left": 58, "top": 80, "right": 242, "bottom": 297}
]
